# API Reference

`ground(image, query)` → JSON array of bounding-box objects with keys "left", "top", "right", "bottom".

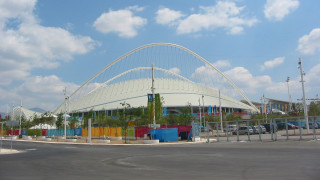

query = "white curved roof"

[
  {"left": 54, "top": 78, "right": 255, "bottom": 113},
  {"left": 11, "top": 107, "right": 43, "bottom": 121}
]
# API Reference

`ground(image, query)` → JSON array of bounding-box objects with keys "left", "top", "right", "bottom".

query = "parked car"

[
  {"left": 287, "top": 123, "right": 296, "bottom": 129},
  {"left": 276, "top": 122, "right": 296, "bottom": 130},
  {"left": 233, "top": 126, "right": 253, "bottom": 135},
  {"left": 253, "top": 125, "right": 266, "bottom": 134},
  {"left": 226, "top": 125, "right": 237, "bottom": 132},
  {"left": 251, "top": 126, "right": 259, "bottom": 134},
  {"left": 201, "top": 127, "right": 213, "bottom": 132},
  {"left": 303, "top": 122, "right": 319, "bottom": 129},
  {"left": 262, "top": 123, "right": 278, "bottom": 133},
  {"left": 276, "top": 122, "right": 286, "bottom": 130}
]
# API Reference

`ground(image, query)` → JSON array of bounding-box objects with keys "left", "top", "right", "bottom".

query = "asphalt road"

[{"left": 0, "top": 140, "right": 320, "bottom": 180}]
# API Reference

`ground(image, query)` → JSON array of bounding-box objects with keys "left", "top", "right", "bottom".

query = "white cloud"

[
  {"left": 158, "top": 1, "right": 258, "bottom": 35},
  {"left": 169, "top": 67, "right": 181, "bottom": 75},
  {"left": 224, "top": 67, "right": 272, "bottom": 93},
  {"left": 305, "top": 64, "right": 320, "bottom": 90},
  {"left": 126, "top": 5, "right": 145, "bottom": 12},
  {"left": 264, "top": 0, "right": 299, "bottom": 21},
  {"left": 213, "top": 60, "right": 231, "bottom": 69},
  {"left": 0, "top": 0, "right": 98, "bottom": 86},
  {"left": 260, "top": 57, "right": 285, "bottom": 71},
  {"left": 156, "top": 8, "right": 184, "bottom": 26},
  {"left": 298, "top": 28, "right": 320, "bottom": 55},
  {"left": 93, "top": 7, "right": 147, "bottom": 38},
  {"left": 191, "top": 64, "right": 272, "bottom": 94},
  {"left": 0, "top": 75, "right": 79, "bottom": 112}
]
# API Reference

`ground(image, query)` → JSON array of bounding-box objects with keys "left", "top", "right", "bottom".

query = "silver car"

[
  {"left": 233, "top": 126, "right": 254, "bottom": 135},
  {"left": 253, "top": 125, "right": 266, "bottom": 134}
]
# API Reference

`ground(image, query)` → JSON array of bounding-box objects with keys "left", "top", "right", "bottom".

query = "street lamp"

[
  {"left": 286, "top": 77, "right": 292, "bottom": 112},
  {"left": 298, "top": 57, "right": 309, "bottom": 133}
]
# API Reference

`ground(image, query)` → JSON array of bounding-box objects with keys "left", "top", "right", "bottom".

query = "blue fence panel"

[
  {"left": 149, "top": 128, "right": 178, "bottom": 142},
  {"left": 74, "top": 128, "right": 82, "bottom": 136},
  {"left": 47, "top": 129, "right": 75, "bottom": 136}
]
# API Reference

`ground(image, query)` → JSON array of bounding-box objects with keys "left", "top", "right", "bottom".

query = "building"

[{"left": 54, "top": 78, "right": 257, "bottom": 116}]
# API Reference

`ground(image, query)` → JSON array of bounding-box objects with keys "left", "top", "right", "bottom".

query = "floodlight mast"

[{"left": 298, "top": 57, "right": 309, "bottom": 133}]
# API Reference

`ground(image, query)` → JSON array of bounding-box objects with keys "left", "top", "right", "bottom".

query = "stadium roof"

[{"left": 54, "top": 78, "right": 256, "bottom": 114}]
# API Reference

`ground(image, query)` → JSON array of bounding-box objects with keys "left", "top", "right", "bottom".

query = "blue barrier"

[
  {"left": 22, "top": 129, "right": 27, "bottom": 135},
  {"left": 74, "top": 128, "right": 82, "bottom": 136},
  {"left": 47, "top": 129, "right": 75, "bottom": 136},
  {"left": 149, "top": 128, "right": 178, "bottom": 142}
]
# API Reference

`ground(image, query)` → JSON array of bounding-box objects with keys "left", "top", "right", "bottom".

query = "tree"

[
  {"left": 309, "top": 102, "right": 320, "bottom": 116},
  {"left": 69, "top": 116, "right": 78, "bottom": 129},
  {"left": 178, "top": 104, "right": 193, "bottom": 125},
  {"left": 56, "top": 113, "right": 63, "bottom": 129},
  {"left": 82, "top": 109, "right": 93, "bottom": 128},
  {"left": 120, "top": 102, "right": 131, "bottom": 143}
]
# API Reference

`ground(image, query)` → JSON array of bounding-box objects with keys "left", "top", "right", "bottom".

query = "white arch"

[
  {"left": 105, "top": 66, "right": 192, "bottom": 85},
  {"left": 86, "top": 66, "right": 193, "bottom": 95},
  {"left": 60, "top": 43, "right": 258, "bottom": 112}
]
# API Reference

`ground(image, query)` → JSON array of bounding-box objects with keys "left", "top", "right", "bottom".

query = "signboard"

[
  {"left": 148, "top": 124, "right": 160, "bottom": 128},
  {"left": 6, "top": 120, "right": 19, "bottom": 127},
  {"left": 147, "top": 94, "right": 153, "bottom": 102}
]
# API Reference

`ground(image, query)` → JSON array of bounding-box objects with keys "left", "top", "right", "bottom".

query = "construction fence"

[{"left": 203, "top": 116, "right": 320, "bottom": 142}]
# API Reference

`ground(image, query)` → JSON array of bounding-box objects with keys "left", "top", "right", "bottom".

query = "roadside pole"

[
  {"left": 0, "top": 122, "right": 3, "bottom": 152},
  {"left": 88, "top": 118, "right": 92, "bottom": 143}
]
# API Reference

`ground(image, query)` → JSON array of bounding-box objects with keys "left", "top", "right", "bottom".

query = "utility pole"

[
  {"left": 19, "top": 99, "right": 22, "bottom": 136},
  {"left": 63, "top": 87, "right": 68, "bottom": 139},
  {"left": 151, "top": 63, "right": 156, "bottom": 129},
  {"left": 11, "top": 103, "right": 14, "bottom": 136},
  {"left": 219, "top": 90, "right": 223, "bottom": 132},
  {"left": 298, "top": 57, "right": 309, "bottom": 132},
  {"left": 202, "top": 95, "right": 205, "bottom": 125},
  {"left": 263, "top": 94, "right": 267, "bottom": 119},
  {"left": 198, "top": 98, "right": 202, "bottom": 130},
  {"left": 286, "top": 77, "right": 293, "bottom": 112}
]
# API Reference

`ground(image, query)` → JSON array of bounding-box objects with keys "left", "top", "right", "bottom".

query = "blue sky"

[{"left": 1, "top": 0, "right": 320, "bottom": 112}]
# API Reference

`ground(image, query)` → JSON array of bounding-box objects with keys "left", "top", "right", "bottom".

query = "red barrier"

[
  {"left": 6, "top": 130, "right": 20, "bottom": 135},
  {"left": 135, "top": 126, "right": 150, "bottom": 137},
  {"left": 42, "top": 129, "right": 48, "bottom": 136}
]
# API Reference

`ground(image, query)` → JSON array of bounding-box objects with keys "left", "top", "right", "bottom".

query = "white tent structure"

[
  {"left": 29, "top": 123, "right": 56, "bottom": 129},
  {"left": 10, "top": 107, "right": 43, "bottom": 121}
]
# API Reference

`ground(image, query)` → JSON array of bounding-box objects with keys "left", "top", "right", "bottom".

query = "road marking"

[
  {"left": 26, "top": 149, "right": 37, "bottom": 151},
  {"left": 65, "top": 147, "right": 77, "bottom": 149}
]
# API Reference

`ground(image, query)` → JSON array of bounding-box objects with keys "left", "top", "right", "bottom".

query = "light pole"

[
  {"left": 219, "top": 90, "right": 223, "bottom": 132},
  {"left": 286, "top": 77, "right": 293, "bottom": 112},
  {"left": 198, "top": 98, "right": 202, "bottom": 131},
  {"left": 202, "top": 95, "right": 205, "bottom": 126},
  {"left": 63, "top": 87, "right": 69, "bottom": 139},
  {"left": 19, "top": 99, "right": 22, "bottom": 136},
  {"left": 151, "top": 63, "right": 156, "bottom": 129},
  {"left": 298, "top": 57, "right": 309, "bottom": 133}
]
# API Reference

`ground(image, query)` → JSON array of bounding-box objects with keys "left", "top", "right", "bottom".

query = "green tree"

[
  {"left": 68, "top": 116, "right": 78, "bottom": 129},
  {"left": 120, "top": 102, "right": 131, "bottom": 143},
  {"left": 82, "top": 109, "right": 93, "bottom": 128},
  {"left": 225, "top": 114, "right": 242, "bottom": 121},
  {"left": 56, "top": 113, "right": 63, "bottom": 129},
  {"left": 309, "top": 102, "right": 320, "bottom": 116},
  {"left": 178, "top": 104, "right": 193, "bottom": 125}
]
